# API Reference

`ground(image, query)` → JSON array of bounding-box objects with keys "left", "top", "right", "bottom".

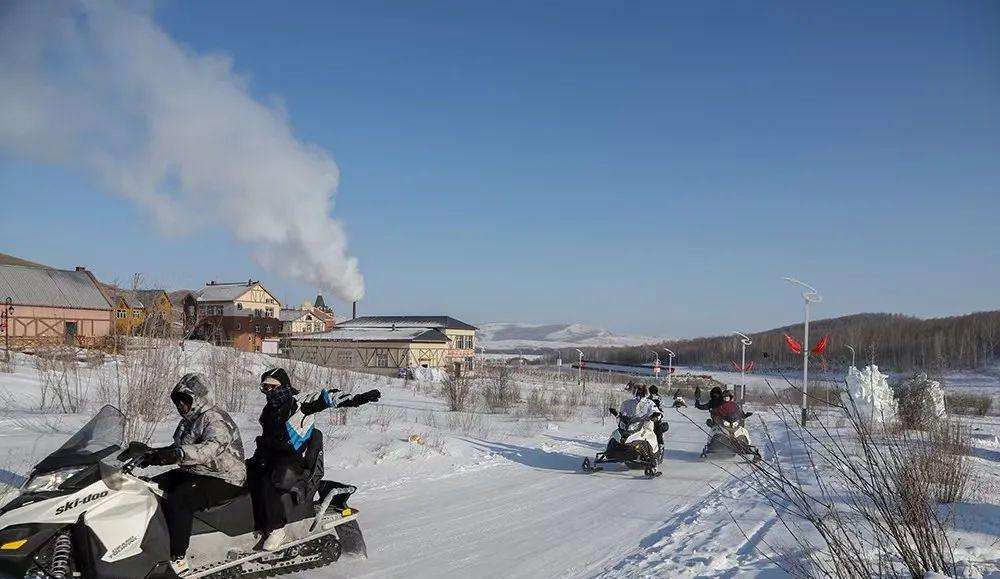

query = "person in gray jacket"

[{"left": 139, "top": 373, "right": 247, "bottom": 575}]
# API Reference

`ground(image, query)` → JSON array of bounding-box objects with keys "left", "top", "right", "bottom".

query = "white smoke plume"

[{"left": 0, "top": 1, "right": 365, "bottom": 301}]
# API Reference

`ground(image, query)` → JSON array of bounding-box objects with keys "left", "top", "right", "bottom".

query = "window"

[
  {"left": 254, "top": 324, "right": 260, "bottom": 333},
  {"left": 235, "top": 322, "right": 241, "bottom": 330},
  {"left": 266, "top": 308, "right": 274, "bottom": 317},
  {"left": 236, "top": 303, "right": 243, "bottom": 310},
  {"left": 116, "top": 310, "right": 126, "bottom": 319}
]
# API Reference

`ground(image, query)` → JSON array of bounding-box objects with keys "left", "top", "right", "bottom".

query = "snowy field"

[{"left": 1, "top": 342, "right": 998, "bottom": 578}]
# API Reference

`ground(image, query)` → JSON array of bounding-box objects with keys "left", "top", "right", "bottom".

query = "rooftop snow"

[
  {"left": 290, "top": 327, "right": 450, "bottom": 343},
  {"left": 337, "top": 316, "right": 477, "bottom": 331}
]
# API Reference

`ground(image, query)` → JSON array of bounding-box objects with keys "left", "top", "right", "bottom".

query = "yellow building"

[
  {"left": 285, "top": 316, "right": 478, "bottom": 376},
  {"left": 103, "top": 287, "right": 146, "bottom": 336},
  {"left": 135, "top": 289, "right": 172, "bottom": 335}
]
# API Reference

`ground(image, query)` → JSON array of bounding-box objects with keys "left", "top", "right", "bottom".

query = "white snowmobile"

[
  {"left": 581, "top": 412, "right": 662, "bottom": 478},
  {"left": 699, "top": 403, "right": 760, "bottom": 462},
  {"left": 0, "top": 405, "right": 366, "bottom": 579}
]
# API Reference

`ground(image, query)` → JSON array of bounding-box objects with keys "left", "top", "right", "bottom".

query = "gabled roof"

[
  {"left": 314, "top": 293, "right": 327, "bottom": 309},
  {"left": 336, "top": 316, "right": 477, "bottom": 331},
  {"left": 293, "top": 327, "right": 450, "bottom": 343},
  {"left": 0, "top": 264, "right": 112, "bottom": 310},
  {"left": 279, "top": 308, "right": 313, "bottom": 322},
  {"left": 197, "top": 282, "right": 255, "bottom": 302},
  {"left": 100, "top": 284, "right": 145, "bottom": 309},
  {"left": 134, "top": 289, "right": 168, "bottom": 308}
]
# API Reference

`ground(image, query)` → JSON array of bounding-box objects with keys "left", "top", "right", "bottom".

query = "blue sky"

[{"left": 1, "top": 1, "right": 998, "bottom": 337}]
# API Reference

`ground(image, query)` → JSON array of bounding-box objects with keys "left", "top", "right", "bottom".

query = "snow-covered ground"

[{"left": 1, "top": 342, "right": 998, "bottom": 578}]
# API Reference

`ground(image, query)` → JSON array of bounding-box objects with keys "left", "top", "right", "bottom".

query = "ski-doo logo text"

[{"left": 55, "top": 491, "right": 109, "bottom": 515}]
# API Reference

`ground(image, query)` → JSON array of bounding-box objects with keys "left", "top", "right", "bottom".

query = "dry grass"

[
  {"left": 734, "top": 377, "right": 959, "bottom": 578},
  {"left": 944, "top": 391, "right": 993, "bottom": 416}
]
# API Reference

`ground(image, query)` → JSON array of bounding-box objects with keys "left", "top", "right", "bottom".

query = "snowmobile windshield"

[
  {"left": 33, "top": 405, "right": 125, "bottom": 474},
  {"left": 619, "top": 416, "right": 644, "bottom": 434}
]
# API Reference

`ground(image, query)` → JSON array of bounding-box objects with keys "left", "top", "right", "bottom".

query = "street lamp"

[
  {"left": 575, "top": 349, "right": 584, "bottom": 385},
  {"left": 650, "top": 351, "right": 660, "bottom": 379},
  {"left": 846, "top": 344, "right": 856, "bottom": 368},
  {"left": 2, "top": 297, "right": 13, "bottom": 362},
  {"left": 783, "top": 277, "right": 822, "bottom": 426},
  {"left": 663, "top": 348, "right": 675, "bottom": 390},
  {"left": 733, "top": 331, "right": 752, "bottom": 402}
]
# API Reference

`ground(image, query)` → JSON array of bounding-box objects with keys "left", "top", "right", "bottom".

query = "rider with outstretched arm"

[{"left": 249, "top": 368, "right": 381, "bottom": 551}]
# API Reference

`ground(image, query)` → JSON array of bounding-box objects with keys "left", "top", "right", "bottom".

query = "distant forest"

[{"left": 558, "top": 311, "right": 1000, "bottom": 373}]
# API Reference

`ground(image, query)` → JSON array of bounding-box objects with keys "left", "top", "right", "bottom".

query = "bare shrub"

[
  {"left": 34, "top": 348, "right": 90, "bottom": 413},
  {"left": 441, "top": 375, "right": 474, "bottom": 412},
  {"left": 736, "top": 378, "right": 956, "bottom": 578},
  {"left": 446, "top": 412, "right": 492, "bottom": 437},
  {"left": 921, "top": 420, "right": 972, "bottom": 503},
  {"left": 101, "top": 339, "right": 179, "bottom": 443},
  {"left": 205, "top": 347, "right": 259, "bottom": 413},
  {"left": 365, "top": 405, "right": 400, "bottom": 433},
  {"left": 479, "top": 363, "right": 520, "bottom": 413},
  {"left": 944, "top": 391, "right": 993, "bottom": 416}
]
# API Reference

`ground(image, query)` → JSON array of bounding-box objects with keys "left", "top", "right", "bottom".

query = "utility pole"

[
  {"left": 783, "top": 277, "right": 822, "bottom": 426},
  {"left": 734, "top": 331, "right": 752, "bottom": 402}
]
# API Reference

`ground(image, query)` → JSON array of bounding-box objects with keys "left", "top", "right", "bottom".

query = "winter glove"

[
  {"left": 139, "top": 446, "right": 181, "bottom": 467},
  {"left": 336, "top": 389, "right": 381, "bottom": 408},
  {"left": 608, "top": 407, "right": 619, "bottom": 417}
]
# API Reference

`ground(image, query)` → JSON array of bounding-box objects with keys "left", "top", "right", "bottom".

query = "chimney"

[
  {"left": 75, "top": 266, "right": 86, "bottom": 271},
  {"left": 352, "top": 301, "right": 357, "bottom": 319}
]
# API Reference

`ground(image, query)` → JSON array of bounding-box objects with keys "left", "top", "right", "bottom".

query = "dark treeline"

[{"left": 552, "top": 311, "right": 1000, "bottom": 373}]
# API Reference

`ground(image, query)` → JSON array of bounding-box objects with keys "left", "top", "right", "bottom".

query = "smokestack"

[{"left": 352, "top": 301, "right": 357, "bottom": 319}]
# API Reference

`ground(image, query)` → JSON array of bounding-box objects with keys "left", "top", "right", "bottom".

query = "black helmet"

[
  {"left": 709, "top": 386, "right": 723, "bottom": 400},
  {"left": 649, "top": 385, "right": 659, "bottom": 396},
  {"left": 633, "top": 383, "right": 648, "bottom": 397}
]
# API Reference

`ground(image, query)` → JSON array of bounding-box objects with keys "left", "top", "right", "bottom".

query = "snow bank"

[{"left": 842, "top": 365, "right": 897, "bottom": 424}]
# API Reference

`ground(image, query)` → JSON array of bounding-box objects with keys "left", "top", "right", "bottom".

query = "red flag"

[
  {"left": 783, "top": 334, "right": 802, "bottom": 354},
  {"left": 731, "top": 360, "right": 741, "bottom": 372},
  {"left": 746, "top": 360, "right": 755, "bottom": 372},
  {"left": 811, "top": 335, "right": 830, "bottom": 355}
]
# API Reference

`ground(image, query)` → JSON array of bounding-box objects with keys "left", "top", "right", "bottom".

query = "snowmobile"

[
  {"left": 0, "top": 405, "right": 367, "bottom": 579},
  {"left": 581, "top": 413, "right": 662, "bottom": 478},
  {"left": 700, "top": 404, "right": 760, "bottom": 462}
]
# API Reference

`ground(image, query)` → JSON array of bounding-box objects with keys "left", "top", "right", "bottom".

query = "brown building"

[
  {"left": 0, "top": 263, "right": 113, "bottom": 349},
  {"left": 182, "top": 280, "right": 282, "bottom": 352}
]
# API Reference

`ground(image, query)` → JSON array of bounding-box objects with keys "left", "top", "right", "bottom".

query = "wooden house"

[{"left": 0, "top": 264, "right": 113, "bottom": 349}]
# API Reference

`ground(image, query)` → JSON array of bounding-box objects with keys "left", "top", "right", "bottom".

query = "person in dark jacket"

[
  {"left": 694, "top": 386, "right": 724, "bottom": 413},
  {"left": 140, "top": 373, "right": 246, "bottom": 576},
  {"left": 249, "top": 368, "right": 381, "bottom": 550},
  {"left": 648, "top": 385, "right": 666, "bottom": 449}
]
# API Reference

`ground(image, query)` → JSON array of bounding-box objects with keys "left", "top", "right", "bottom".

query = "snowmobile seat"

[{"left": 192, "top": 492, "right": 256, "bottom": 537}]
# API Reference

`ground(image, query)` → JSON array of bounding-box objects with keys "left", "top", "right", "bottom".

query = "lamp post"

[
  {"left": 783, "top": 277, "right": 822, "bottom": 426},
  {"left": 2, "top": 297, "right": 12, "bottom": 362},
  {"left": 733, "top": 331, "right": 752, "bottom": 402},
  {"left": 575, "top": 349, "right": 585, "bottom": 397},
  {"left": 663, "top": 348, "right": 675, "bottom": 390},
  {"left": 846, "top": 344, "right": 856, "bottom": 368},
  {"left": 651, "top": 351, "right": 660, "bottom": 379}
]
